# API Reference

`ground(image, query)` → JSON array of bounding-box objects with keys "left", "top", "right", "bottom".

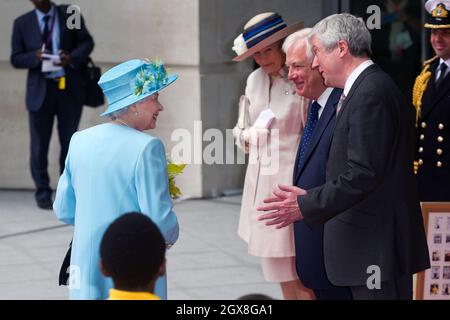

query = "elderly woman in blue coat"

[{"left": 53, "top": 59, "right": 179, "bottom": 300}]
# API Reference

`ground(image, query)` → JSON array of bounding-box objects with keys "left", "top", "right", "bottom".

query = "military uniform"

[{"left": 413, "top": 0, "right": 450, "bottom": 201}]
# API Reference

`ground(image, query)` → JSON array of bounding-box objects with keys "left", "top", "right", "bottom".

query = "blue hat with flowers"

[{"left": 98, "top": 58, "right": 178, "bottom": 117}]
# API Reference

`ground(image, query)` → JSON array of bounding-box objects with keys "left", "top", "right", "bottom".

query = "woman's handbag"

[
  {"left": 58, "top": 240, "right": 72, "bottom": 286},
  {"left": 82, "top": 58, "right": 104, "bottom": 108}
]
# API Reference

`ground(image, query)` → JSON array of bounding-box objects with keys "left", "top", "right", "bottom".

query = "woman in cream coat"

[{"left": 232, "top": 12, "right": 313, "bottom": 299}]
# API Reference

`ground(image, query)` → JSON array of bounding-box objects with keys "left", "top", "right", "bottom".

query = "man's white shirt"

[
  {"left": 343, "top": 59, "right": 375, "bottom": 96},
  {"left": 314, "top": 87, "right": 334, "bottom": 119}
]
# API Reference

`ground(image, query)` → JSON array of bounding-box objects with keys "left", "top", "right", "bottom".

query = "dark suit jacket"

[
  {"left": 415, "top": 60, "right": 450, "bottom": 201},
  {"left": 10, "top": 4, "right": 94, "bottom": 111},
  {"left": 293, "top": 88, "right": 341, "bottom": 289},
  {"left": 298, "top": 64, "right": 430, "bottom": 286}
]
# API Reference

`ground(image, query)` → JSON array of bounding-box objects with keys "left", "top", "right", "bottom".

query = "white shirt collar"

[
  {"left": 315, "top": 87, "right": 334, "bottom": 108},
  {"left": 314, "top": 87, "right": 334, "bottom": 118},
  {"left": 435, "top": 58, "right": 450, "bottom": 80},
  {"left": 343, "top": 59, "right": 374, "bottom": 96}
]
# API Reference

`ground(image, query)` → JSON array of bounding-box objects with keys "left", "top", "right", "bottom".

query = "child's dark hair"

[
  {"left": 237, "top": 293, "right": 274, "bottom": 300},
  {"left": 100, "top": 212, "right": 165, "bottom": 288}
]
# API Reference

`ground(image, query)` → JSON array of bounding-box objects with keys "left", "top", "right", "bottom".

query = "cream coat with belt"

[{"left": 234, "top": 67, "right": 308, "bottom": 257}]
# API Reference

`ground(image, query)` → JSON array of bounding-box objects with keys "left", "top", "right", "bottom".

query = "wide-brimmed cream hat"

[{"left": 232, "top": 12, "right": 304, "bottom": 62}]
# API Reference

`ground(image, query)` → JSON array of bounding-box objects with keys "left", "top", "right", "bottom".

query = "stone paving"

[{"left": 0, "top": 190, "right": 282, "bottom": 300}]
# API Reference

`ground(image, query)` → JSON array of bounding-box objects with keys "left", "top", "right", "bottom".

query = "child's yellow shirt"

[{"left": 108, "top": 289, "right": 160, "bottom": 300}]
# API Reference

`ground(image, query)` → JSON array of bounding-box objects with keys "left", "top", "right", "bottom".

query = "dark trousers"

[
  {"left": 350, "top": 274, "right": 413, "bottom": 300},
  {"left": 28, "top": 79, "right": 82, "bottom": 202}
]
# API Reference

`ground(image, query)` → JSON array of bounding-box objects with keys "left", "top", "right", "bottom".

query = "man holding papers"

[{"left": 11, "top": 0, "right": 94, "bottom": 209}]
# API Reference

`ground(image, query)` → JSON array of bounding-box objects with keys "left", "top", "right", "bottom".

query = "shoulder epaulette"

[
  {"left": 413, "top": 56, "right": 437, "bottom": 126},
  {"left": 423, "top": 55, "right": 439, "bottom": 66}
]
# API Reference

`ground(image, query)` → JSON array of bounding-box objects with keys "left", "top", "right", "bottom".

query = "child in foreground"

[{"left": 100, "top": 212, "right": 166, "bottom": 300}]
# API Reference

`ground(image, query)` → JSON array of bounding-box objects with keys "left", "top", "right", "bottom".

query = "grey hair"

[
  {"left": 107, "top": 94, "right": 155, "bottom": 120},
  {"left": 310, "top": 13, "right": 372, "bottom": 57},
  {"left": 282, "top": 28, "right": 314, "bottom": 61},
  {"left": 108, "top": 106, "right": 131, "bottom": 120}
]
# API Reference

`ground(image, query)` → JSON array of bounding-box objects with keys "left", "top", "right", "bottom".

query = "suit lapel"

[
  {"left": 56, "top": 5, "right": 67, "bottom": 47},
  {"left": 334, "top": 64, "right": 379, "bottom": 126},
  {"left": 29, "top": 11, "right": 43, "bottom": 48},
  {"left": 422, "top": 62, "right": 450, "bottom": 119},
  {"left": 328, "top": 64, "right": 379, "bottom": 151},
  {"left": 294, "top": 88, "right": 341, "bottom": 184}
]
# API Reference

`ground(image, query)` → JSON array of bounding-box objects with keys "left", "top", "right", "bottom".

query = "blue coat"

[
  {"left": 53, "top": 123, "right": 179, "bottom": 300},
  {"left": 293, "top": 88, "right": 341, "bottom": 290}
]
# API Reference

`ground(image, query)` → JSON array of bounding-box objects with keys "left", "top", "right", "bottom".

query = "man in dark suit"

[
  {"left": 284, "top": 29, "right": 351, "bottom": 300},
  {"left": 11, "top": 0, "right": 94, "bottom": 209},
  {"left": 413, "top": 0, "right": 450, "bottom": 201},
  {"left": 258, "top": 13, "right": 430, "bottom": 299}
]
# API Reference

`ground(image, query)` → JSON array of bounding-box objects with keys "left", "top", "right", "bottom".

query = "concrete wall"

[
  {"left": 0, "top": 0, "right": 322, "bottom": 198},
  {"left": 0, "top": 0, "right": 203, "bottom": 197}
]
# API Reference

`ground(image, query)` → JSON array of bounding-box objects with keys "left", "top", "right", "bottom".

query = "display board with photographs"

[{"left": 416, "top": 203, "right": 450, "bottom": 300}]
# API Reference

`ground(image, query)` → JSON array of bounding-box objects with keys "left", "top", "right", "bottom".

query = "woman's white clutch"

[{"left": 253, "top": 109, "right": 276, "bottom": 129}]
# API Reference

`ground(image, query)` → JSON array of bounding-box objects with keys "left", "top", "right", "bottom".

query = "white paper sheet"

[{"left": 41, "top": 53, "right": 63, "bottom": 73}]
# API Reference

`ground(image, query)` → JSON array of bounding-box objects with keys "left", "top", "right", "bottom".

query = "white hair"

[
  {"left": 282, "top": 28, "right": 313, "bottom": 60},
  {"left": 108, "top": 106, "right": 131, "bottom": 120},
  {"left": 309, "top": 13, "right": 372, "bottom": 57},
  {"left": 108, "top": 94, "right": 155, "bottom": 120}
]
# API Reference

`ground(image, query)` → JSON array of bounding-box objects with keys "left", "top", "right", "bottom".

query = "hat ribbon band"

[
  {"left": 103, "top": 82, "right": 134, "bottom": 105},
  {"left": 246, "top": 23, "right": 286, "bottom": 49},
  {"left": 243, "top": 16, "right": 284, "bottom": 40}
]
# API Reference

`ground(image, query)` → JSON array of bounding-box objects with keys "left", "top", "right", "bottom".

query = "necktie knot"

[
  {"left": 310, "top": 101, "right": 321, "bottom": 116},
  {"left": 440, "top": 63, "right": 448, "bottom": 73}
]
